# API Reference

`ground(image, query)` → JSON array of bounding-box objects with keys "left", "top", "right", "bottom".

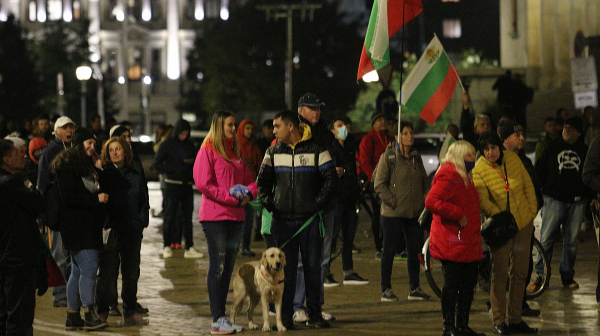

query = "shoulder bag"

[{"left": 480, "top": 162, "right": 519, "bottom": 248}]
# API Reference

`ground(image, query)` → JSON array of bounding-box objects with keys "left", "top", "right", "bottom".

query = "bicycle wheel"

[
  {"left": 422, "top": 237, "right": 443, "bottom": 298},
  {"left": 525, "top": 237, "right": 549, "bottom": 300}
]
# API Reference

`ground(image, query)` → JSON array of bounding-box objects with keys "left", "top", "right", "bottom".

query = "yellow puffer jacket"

[{"left": 472, "top": 150, "right": 537, "bottom": 230}]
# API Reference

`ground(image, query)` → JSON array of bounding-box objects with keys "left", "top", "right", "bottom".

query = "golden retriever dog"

[{"left": 231, "top": 247, "right": 286, "bottom": 332}]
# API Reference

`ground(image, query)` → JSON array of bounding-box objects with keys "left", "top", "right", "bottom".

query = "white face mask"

[{"left": 336, "top": 126, "right": 348, "bottom": 140}]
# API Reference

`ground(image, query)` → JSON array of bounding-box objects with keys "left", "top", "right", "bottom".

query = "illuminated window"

[
  {"left": 443, "top": 19, "right": 461, "bottom": 38},
  {"left": 73, "top": 0, "right": 80, "bottom": 20},
  {"left": 47, "top": 0, "right": 63, "bottom": 21},
  {"left": 29, "top": 1, "right": 37, "bottom": 21},
  {"left": 128, "top": 48, "right": 144, "bottom": 81}
]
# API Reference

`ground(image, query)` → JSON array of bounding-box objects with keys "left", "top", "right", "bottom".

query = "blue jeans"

[
  {"left": 272, "top": 216, "right": 323, "bottom": 318},
  {"left": 50, "top": 230, "right": 71, "bottom": 303},
  {"left": 163, "top": 183, "right": 194, "bottom": 248},
  {"left": 202, "top": 221, "right": 243, "bottom": 321},
  {"left": 67, "top": 249, "right": 99, "bottom": 310},
  {"left": 535, "top": 195, "right": 586, "bottom": 281},
  {"left": 380, "top": 216, "right": 423, "bottom": 292},
  {"left": 96, "top": 234, "right": 143, "bottom": 314},
  {"left": 293, "top": 210, "right": 333, "bottom": 312},
  {"left": 333, "top": 202, "right": 358, "bottom": 272}
]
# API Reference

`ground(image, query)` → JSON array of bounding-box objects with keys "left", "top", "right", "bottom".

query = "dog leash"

[{"left": 279, "top": 211, "right": 324, "bottom": 249}]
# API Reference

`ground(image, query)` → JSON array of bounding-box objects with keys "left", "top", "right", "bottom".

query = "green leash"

[{"left": 279, "top": 211, "right": 324, "bottom": 249}]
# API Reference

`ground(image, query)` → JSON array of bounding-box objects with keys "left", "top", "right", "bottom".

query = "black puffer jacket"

[
  {"left": 257, "top": 124, "right": 336, "bottom": 221},
  {"left": 154, "top": 120, "right": 195, "bottom": 185}
]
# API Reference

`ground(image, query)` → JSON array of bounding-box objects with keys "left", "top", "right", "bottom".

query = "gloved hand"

[{"left": 229, "top": 184, "right": 249, "bottom": 200}]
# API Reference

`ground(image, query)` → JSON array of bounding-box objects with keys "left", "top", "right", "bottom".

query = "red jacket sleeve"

[
  {"left": 358, "top": 133, "right": 375, "bottom": 181},
  {"left": 425, "top": 166, "right": 465, "bottom": 223}
]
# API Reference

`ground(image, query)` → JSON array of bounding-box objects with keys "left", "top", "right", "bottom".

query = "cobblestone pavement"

[{"left": 32, "top": 182, "right": 600, "bottom": 335}]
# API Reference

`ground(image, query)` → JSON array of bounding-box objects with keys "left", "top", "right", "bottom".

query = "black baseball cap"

[{"left": 297, "top": 93, "right": 326, "bottom": 108}]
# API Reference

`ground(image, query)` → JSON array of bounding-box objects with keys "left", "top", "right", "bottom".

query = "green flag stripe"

[
  {"left": 364, "top": 1, "right": 390, "bottom": 69},
  {"left": 404, "top": 52, "right": 451, "bottom": 112}
]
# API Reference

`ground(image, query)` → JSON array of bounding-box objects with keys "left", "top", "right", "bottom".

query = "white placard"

[
  {"left": 571, "top": 57, "right": 598, "bottom": 92},
  {"left": 574, "top": 90, "right": 598, "bottom": 109}
]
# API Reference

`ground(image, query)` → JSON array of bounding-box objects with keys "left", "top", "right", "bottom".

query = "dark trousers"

[
  {"left": 272, "top": 217, "right": 323, "bottom": 318},
  {"left": 242, "top": 204, "right": 256, "bottom": 250},
  {"left": 441, "top": 260, "right": 478, "bottom": 328},
  {"left": 96, "top": 234, "right": 143, "bottom": 314},
  {"left": 0, "top": 265, "right": 37, "bottom": 336},
  {"left": 163, "top": 183, "right": 194, "bottom": 248},
  {"left": 202, "top": 221, "right": 243, "bottom": 321},
  {"left": 380, "top": 216, "right": 422, "bottom": 292},
  {"left": 370, "top": 189, "right": 383, "bottom": 251},
  {"left": 333, "top": 202, "right": 358, "bottom": 272}
]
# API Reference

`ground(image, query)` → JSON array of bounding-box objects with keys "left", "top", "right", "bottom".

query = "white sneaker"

[
  {"left": 321, "top": 311, "right": 335, "bottom": 321},
  {"left": 293, "top": 310, "right": 308, "bottom": 323},
  {"left": 184, "top": 247, "right": 204, "bottom": 259},
  {"left": 162, "top": 246, "right": 173, "bottom": 258}
]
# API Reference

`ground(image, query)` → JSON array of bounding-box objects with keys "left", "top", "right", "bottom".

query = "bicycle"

[{"left": 421, "top": 235, "right": 549, "bottom": 300}]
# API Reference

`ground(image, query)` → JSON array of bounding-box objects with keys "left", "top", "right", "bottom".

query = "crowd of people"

[{"left": 2, "top": 88, "right": 600, "bottom": 336}]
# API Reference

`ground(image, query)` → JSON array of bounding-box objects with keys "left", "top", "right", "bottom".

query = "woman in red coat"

[{"left": 425, "top": 140, "right": 484, "bottom": 336}]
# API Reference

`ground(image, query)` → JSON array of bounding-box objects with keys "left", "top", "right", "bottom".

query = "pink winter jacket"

[{"left": 193, "top": 145, "right": 258, "bottom": 222}]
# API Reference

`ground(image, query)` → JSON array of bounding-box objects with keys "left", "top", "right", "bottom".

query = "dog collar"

[{"left": 261, "top": 270, "right": 285, "bottom": 285}]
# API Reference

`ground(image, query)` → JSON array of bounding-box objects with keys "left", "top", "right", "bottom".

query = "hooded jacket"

[
  {"left": 358, "top": 127, "right": 393, "bottom": 181},
  {"left": 193, "top": 137, "right": 258, "bottom": 222},
  {"left": 473, "top": 150, "right": 537, "bottom": 230},
  {"left": 426, "top": 163, "right": 483, "bottom": 263},
  {"left": 236, "top": 119, "right": 263, "bottom": 180},
  {"left": 374, "top": 141, "right": 429, "bottom": 218},
  {"left": 37, "top": 137, "right": 73, "bottom": 194},
  {"left": 154, "top": 120, "right": 196, "bottom": 185},
  {"left": 257, "top": 123, "right": 337, "bottom": 221}
]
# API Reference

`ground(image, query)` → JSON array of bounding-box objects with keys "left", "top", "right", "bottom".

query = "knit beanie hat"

[
  {"left": 498, "top": 119, "right": 524, "bottom": 141},
  {"left": 110, "top": 125, "right": 129, "bottom": 138},
  {"left": 371, "top": 112, "right": 386, "bottom": 126},
  {"left": 73, "top": 128, "right": 96, "bottom": 147},
  {"left": 564, "top": 116, "right": 583, "bottom": 134}
]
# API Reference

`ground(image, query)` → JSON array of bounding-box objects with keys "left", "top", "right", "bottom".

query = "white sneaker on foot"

[
  {"left": 184, "top": 247, "right": 204, "bottom": 259},
  {"left": 162, "top": 246, "right": 173, "bottom": 258},
  {"left": 321, "top": 311, "right": 335, "bottom": 321},
  {"left": 293, "top": 310, "right": 308, "bottom": 323}
]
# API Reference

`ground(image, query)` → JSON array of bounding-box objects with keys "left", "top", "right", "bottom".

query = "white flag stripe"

[
  {"left": 401, "top": 35, "right": 443, "bottom": 104},
  {"left": 369, "top": 0, "right": 389, "bottom": 62}
]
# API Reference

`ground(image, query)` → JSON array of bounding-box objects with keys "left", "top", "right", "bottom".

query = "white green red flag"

[
  {"left": 401, "top": 35, "right": 462, "bottom": 125},
  {"left": 357, "top": 0, "right": 423, "bottom": 81}
]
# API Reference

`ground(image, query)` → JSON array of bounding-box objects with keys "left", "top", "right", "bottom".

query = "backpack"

[
  {"left": 371, "top": 148, "right": 397, "bottom": 185},
  {"left": 42, "top": 181, "right": 62, "bottom": 231}
]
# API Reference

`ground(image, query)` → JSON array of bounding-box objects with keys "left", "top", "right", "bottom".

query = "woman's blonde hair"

[
  {"left": 201, "top": 111, "right": 240, "bottom": 161},
  {"left": 439, "top": 140, "right": 475, "bottom": 186},
  {"left": 101, "top": 137, "right": 133, "bottom": 167}
]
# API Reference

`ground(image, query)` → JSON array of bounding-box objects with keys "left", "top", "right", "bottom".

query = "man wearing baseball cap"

[
  {"left": 37, "top": 116, "right": 76, "bottom": 308},
  {"left": 534, "top": 116, "right": 594, "bottom": 290},
  {"left": 498, "top": 119, "right": 543, "bottom": 317}
]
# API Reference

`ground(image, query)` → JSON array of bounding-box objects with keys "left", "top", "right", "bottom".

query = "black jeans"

[
  {"left": 333, "top": 202, "right": 358, "bottom": 272},
  {"left": 271, "top": 217, "right": 323, "bottom": 318},
  {"left": 441, "top": 260, "right": 478, "bottom": 326},
  {"left": 163, "top": 183, "right": 194, "bottom": 248},
  {"left": 202, "top": 221, "right": 243, "bottom": 321},
  {"left": 96, "top": 233, "right": 143, "bottom": 314},
  {"left": 380, "top": 216, "right": 422, "bottom": 292},
  {"left": 0, "top": 265, "right": 37, "bottom": 336}
]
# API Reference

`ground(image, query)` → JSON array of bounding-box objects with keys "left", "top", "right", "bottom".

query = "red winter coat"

[
  {"left": 237, "top": 119, "right": 263, "bottom": 180},
  {"left": 425, "top": 163, "right": 483, "bottom": 263},
  {"left": 357, "top": 128, "right": 393, "bottom": 181}
]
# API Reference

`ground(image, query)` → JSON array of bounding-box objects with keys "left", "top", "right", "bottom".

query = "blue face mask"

[
  {"left": 336, "top": 126, "right": 348, "bottom": 140},
  {"left": 464, "top": 161, "right": 475, "bottom": 172}
]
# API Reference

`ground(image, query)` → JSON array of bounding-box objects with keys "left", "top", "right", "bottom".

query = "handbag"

[{"left": 480, "top": 162, "right": 519, "bottom": 248}]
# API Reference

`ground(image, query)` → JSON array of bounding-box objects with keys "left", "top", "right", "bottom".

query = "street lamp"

[{"left": 76, "top": 65, "right": 92, "bottom": 128}]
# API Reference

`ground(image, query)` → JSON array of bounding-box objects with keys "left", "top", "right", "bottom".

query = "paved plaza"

[{"left": 31, "top": 182, "right": 600, "bottom": 335}]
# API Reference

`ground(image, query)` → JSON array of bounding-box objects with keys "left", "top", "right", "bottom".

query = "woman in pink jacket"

[
  {"left": 193, "top": 111, "right": 258, "bottom": 335},
  {"left": 425, "top": 141, "right": 484, "bottom": 336}
]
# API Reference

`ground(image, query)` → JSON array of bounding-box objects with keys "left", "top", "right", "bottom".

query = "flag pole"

[{"left": 398, "top": 0, "right": 406, "bottom": 154}]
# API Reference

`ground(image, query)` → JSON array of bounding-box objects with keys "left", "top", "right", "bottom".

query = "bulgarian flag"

[
  {"left": 357, "top": 0, "right": 423, "bottom": 81},
  {"left": 401, "top": 35, "right": 462, "bottom": 125}
]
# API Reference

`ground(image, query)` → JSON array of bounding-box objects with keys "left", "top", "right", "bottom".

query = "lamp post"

[{"left": 76, "top": 65, "right": 92, "bottom": 127}]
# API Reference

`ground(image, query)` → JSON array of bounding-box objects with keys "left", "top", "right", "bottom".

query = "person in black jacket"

[
  {"left": 154, "top": 119, "right": 203, "bottom": 259},
  {"left": 51, "top": 128, "right": 108, "bottom": 331},
  {"left": 582, "top": 134, "right": 600, "bottom": 305},
  {"left": 257, "top": 110, "right": 336, "bottom": 330},
  {"left": 96, "top": 136, "right": 150, "bottom": 326},
  {"left": 534, "top": 117, "right": 593, "bottom": 290},
  {"left": 0, "top": 139, "right": 45, "bottom": 336}
]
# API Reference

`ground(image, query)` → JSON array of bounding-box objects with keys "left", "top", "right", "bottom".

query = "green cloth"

[{"left": 249, "top": 199, "right": 272, "bottom": 235}]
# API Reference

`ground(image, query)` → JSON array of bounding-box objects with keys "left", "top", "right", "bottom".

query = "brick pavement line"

[{"left": 33, "top": 318, "right": 130, "bottom": 336}]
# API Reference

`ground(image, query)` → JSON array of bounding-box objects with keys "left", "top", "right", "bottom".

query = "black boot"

[
  {"left": 84, "top": 306, "right": 109, "bottom": 330},
  {"left": 456, "top": 291, "right": 485, "bottom": 336},
  {"left": 65, "top": 309, "right": 84, "bottom": 331},
  {"left": 441, "top": 288, "right": 459, "bottom": 336}
]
